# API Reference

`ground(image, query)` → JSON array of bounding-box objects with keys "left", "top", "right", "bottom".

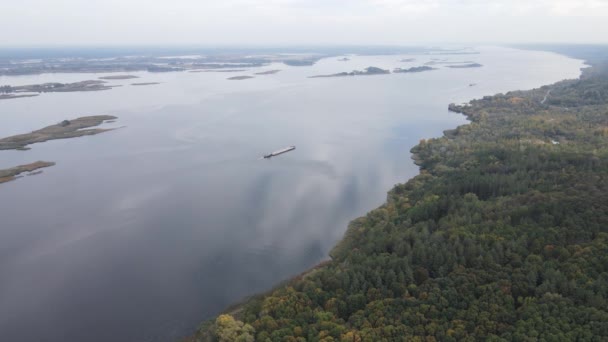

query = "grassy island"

[
  {"left": 0, "top": 161, "right": 55, "bottom": 184},
  {"left": 0, "top": 115, "right": 117, "bottom": 151},
  {"left": 192, "top": 61, "right": 608, "bottom": 341}
]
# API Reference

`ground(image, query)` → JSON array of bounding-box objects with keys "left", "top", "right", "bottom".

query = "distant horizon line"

[{"left": 1, "top": 42, "right": 607, "bottom": 49}]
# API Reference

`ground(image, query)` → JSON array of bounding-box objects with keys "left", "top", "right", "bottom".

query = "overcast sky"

[{"left": 2, "top": 0, "right": 607, "bottom": 46}]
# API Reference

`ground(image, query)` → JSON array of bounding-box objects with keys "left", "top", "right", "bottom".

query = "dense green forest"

[{"left": 192, "top": 59, "right": 608, "bottom": 341}]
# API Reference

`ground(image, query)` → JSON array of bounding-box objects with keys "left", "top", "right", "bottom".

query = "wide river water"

[{"left": 0, "top": 47, "right": 584, "bottom": 341}]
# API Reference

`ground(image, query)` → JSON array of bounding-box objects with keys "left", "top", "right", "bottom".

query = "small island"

[
  {"left": 446, "top": 63, "right": 483, "bottom": 68},
  {"left": 227, "top": 76, "right": 254, "bottom": 80},
  {"left": 254, "top": 70, "right": 281, "bottom": 75},
  {"left": 98, "top": 75, "right": 139, "bottom": 80},
  {"left": 400, "top": 58, "right": 416, "bottom": 62},
  {"left": 337, "top": 57, "right": 350, "bottom": 62},
  {"left": 310, "top": 66, "right": 390, "bottom": 78},
  {"left": 0, "top": 115, "right": 118, "bottom": 151},
  {"left": 0, "top": 161, "right": 55, "bottom": 184},
  {"left": 393, "top": 66, "right": 437, "bottom": 73},
  {"left": 131, "top": 82, "right": 161, "bottom": 86}
]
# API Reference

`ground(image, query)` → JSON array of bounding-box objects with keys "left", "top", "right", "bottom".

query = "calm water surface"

[{"left": 0, "top": 47, "right": 583, "bottom": 341}]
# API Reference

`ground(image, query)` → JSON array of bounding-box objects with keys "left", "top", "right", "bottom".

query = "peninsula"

[{"left": 0, "top": 115, "right": 117, "bottom": 151}]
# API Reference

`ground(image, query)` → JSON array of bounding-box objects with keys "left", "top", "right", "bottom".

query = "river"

[{"left": 0, "top": 47, "right": 584, "bottom": 341}]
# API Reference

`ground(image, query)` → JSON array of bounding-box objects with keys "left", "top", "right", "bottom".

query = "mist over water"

[{"left": 0, "top": 47, "right": 584, "bottom": 341}]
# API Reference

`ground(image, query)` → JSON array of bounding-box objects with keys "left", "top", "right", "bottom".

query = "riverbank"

[{"left": 191, "top": 59, "right": 608, "bottom": 341}]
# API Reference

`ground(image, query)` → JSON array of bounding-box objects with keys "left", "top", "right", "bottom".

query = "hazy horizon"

[{"left": 3, "top": 0, "right": 608, "bottom": 46}]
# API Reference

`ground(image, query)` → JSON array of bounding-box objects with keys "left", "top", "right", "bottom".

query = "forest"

[{"left": 191, "top": 60, "right": 608, "bottom": 341}]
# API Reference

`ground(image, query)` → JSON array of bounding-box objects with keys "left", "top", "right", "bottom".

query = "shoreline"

[
  {"left": 189, "top": 58, "right": 588, "bottom": 341},
  {"left": 191, "top": 102, "right": 473, "bottom": 337}
]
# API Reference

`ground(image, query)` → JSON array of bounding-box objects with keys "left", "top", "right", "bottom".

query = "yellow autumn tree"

[
  {"left": 340, "top": 331, "right": 362, "bottom": 342},
  {"left": 215, "top": 314, "right": 255, "bottom": 342}
]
